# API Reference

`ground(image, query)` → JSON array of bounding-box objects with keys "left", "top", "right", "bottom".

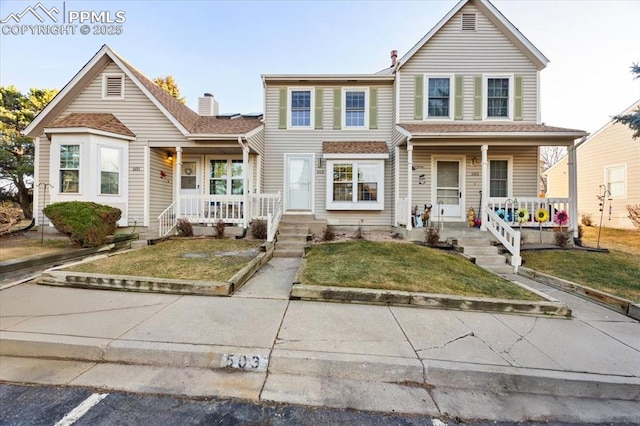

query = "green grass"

[
  {"left": 522, "top": 249, "right": 640, "bottom": 302},
  {"left": 68, "top": 238, "right": 262, "bottom": 282},
  {"left": 301, "top": 241, "right": 541, "bottom": 301}
]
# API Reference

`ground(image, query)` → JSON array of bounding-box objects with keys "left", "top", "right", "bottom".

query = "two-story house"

[{"left": 25, "top": 0, "right": 586, "bottom": 269}]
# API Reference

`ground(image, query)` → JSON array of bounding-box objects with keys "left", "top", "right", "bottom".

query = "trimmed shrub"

[
  {"left": 554, "top": 230, "right": 572, "bottom": 247},
  {"left": 43, "top": 201, "right": 121, "bottom": 247},
  {"left": 581, "top": 214, "right": 593, "bottom": 227},
  {"left": 250, "top": 219, "right": 267, "bottom": 240},
  {"left": 176, "top": 218, "right": 193, "bottom": 237},
  {"left": 425, "top": 227, "right": 440, "bottom": 245},
  {"left": 322, "top": 225, "right": 336, "bottom": 242},
  {"left": 214, "top": 219, "right": 226, "bottom": 239}
]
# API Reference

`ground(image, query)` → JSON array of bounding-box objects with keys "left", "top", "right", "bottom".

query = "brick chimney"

[
  {"left": 390, "top": 50, "right": 398, "bottom": 67},
  {"left": 198, "top": 93, "right": 219, "bottom": 116}
]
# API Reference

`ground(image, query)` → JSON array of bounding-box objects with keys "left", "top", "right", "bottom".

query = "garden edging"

[{"left": 518, "top": 267, "right": 639, "bottom": 320}]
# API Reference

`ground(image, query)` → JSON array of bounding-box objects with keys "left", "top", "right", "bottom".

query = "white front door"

[
  {"left": 286, "top": 154, "right": 313, "bottom": 211},
  {"left": 180, "top": 158, "right": 201, "bottom": 217},
  {"left": 435, "top": 159, "right": 463, "bottom": 219}
]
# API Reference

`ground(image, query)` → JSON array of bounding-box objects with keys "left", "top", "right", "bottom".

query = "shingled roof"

[
  {"left": 322, "top": 141, "right": 389, "bottom": 154},
  {"left": 48, "top": 113, "right": 135, "bottom": 137},
  {"left": 398, "top": 123, "right": 586, "bottom": 135}
]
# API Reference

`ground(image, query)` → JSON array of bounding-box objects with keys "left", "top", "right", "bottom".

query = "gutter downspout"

[
  {"left": 237, "top": 136, "right": 250, "bottom": 239},
  {"left": 407, "top": 139, "right": 413, "bottom": 231}
]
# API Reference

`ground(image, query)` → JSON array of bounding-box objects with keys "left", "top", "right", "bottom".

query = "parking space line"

[{"left": 54, "top": 393, "right": 109, "bottom": 426}]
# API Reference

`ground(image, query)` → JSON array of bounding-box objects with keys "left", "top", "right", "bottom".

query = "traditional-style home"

[
  {"left": 25, "top": 0, "right": 587, "bottom": 270},
  {"left": 545, "top": 100, "right": 640, "bottom": 229}
]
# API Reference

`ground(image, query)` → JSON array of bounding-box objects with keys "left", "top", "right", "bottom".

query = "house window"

[
  {"left": 100, "top": 146, "right": 120, "bottom": 195},
  {"left": 486, "top": 77, "right": 510, "bottom": 118},
  {"left": 605, "top": 165, "right": 626, "bottom": 198},
  {"left": 290, "top": 90, "right": 312, "bottom": 127},
  {"left": 344, "top": 90, "right": 366, "bottom": 127},
  {"left": 102, "top": 74, "right": 124, "bottom": 99},
  {"left": 427, "top": 77, "right": 451, "bottom": 118},
  {"left": 489, "top": 159, "right": 510, "bottom": 197},
  {"left": 327, "top": 160, "right": 384, "bottom": 210},
  {"left": 209, "top": 159, "right": 244, "bottom": 195},
  {"left": 59, "top": 144, "right": 80, "bottom": 193}
]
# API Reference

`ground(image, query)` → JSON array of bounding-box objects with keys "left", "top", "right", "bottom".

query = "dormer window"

[
  {"left": 461, "top": 13, "right": 476, "bottom": 31},
  {"left": 102, "top": 74, "right": 124, "bottom": 99}
]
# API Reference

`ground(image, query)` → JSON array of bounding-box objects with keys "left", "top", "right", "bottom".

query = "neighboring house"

[
  {"left": 545, "top": 100, "right": 640, "bottom": 229},
  {"left": 26, "top": 0, "right": 587, "bottom": 268}
]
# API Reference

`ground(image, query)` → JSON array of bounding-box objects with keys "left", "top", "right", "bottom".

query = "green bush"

[{"left": 43, "top": 201, "right": 121, "bottom": 247}]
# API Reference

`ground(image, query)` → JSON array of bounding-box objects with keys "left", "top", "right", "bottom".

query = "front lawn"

[
  {"left": 0, "top": 234, "right": 71, "bottom": 262},
  {"left": 580, "top": 226, "right": 640, "bottom": 255},
  {"left": 67, "top": 238, "right": 262, "bottom": 282},
  {"left": 301, "top": 241, "right": 540, "bottom": 301},
  {"left": 522, "top": 249, "right": 640, "bottom": 302}
]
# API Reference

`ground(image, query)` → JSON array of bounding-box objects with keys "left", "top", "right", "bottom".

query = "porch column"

[
  {"left": 394, "top": 146, "right": 400, "bottom": 226},
  {"left": 480, "top": 145, "right": 488, "bottom": 231},
  {"left": 407, "top": 141, "right": 413, "bottom": 231},
  {"left": 175, "top": 147, "right": 182, "bottom": 219},
  {"left": 238, "top": 137, "right": 250, "bottom": 229},
  {"left": 568, "top": 144, "right": 579, "bottom": 239}
]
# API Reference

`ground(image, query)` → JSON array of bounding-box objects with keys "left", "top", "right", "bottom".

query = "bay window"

[
  {"left": 100, "top": 146, "right": 120, "bottom": 195},
  {"left": 59, "top": 144, "right": 80, "bottom": 193}
]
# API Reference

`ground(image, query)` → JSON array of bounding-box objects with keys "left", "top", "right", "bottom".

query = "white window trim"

[
  {"left": 425, "top": 74, "right": 455, "bottom": 120},
  {"left": 604, "top": 163, "right": 626, "bottom": 199},
  {"left": 97, "top": 145, "right": 122, "bottom": 196},
  {"left": 205, "top": 156, "right": 245, "bottom": 196},
  {"left": 58, "top": 143, "right": 82, "bottom": 195},
  {"left": 342, "top": 87, "right": 369, "bottom": 129},
  {"left": 326, "top": 159, "right": 384, "bottom": 211},
  {"left": 102, "top": 73, "right": 125, "bottom": 100},
  {"left": 483, "top": 74, "right": 514, "bottom": 121},
  {"left": 488, "top": 156, "right": 513, "bottom": 198},
  {"left": 287, "top": 87, "right": 314, "bottom": 129}
]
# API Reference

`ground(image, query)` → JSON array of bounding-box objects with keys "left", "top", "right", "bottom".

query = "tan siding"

[
  {"left": 247, "top": 129, "right": 265, "bottom": 193},
  {"left": 399, "top": 3, "right": 538, "bottom": 123},
  {"left": 545, "top": 157, "right": 569, "bottom": 198},
  {"left": 263, "top": 84, "right": 394, "bottom": 226},
  {"left": 149, "top": 148, "right": 173, "bottom": 222},
  {"left": 35, "top": 135, "right": 51, "bottom": 225}
]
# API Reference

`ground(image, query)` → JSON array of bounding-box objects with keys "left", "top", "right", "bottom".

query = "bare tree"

[{"left": 539, "top": 146, "right": 567, "bottom": 195}]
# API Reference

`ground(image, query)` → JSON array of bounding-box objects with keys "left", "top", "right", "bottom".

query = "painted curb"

[
  {"left": 518, "top": 267, "right": 639, "bottom": 320},
  {"left": 290, "top": 284, "right": 571, "bottom": 317}
]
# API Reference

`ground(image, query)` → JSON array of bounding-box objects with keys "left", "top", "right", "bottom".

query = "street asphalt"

[{"left": 0, "top": 257, "right": 639, "bottom": 423}]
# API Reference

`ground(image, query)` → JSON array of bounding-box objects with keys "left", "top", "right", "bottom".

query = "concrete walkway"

[{"left": 1, "top": 258, "right": 639, "bottom": 423}]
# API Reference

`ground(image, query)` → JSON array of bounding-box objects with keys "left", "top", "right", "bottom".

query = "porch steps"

[
  {"left": 273, "top": 215, "right": 326, "bottom": 258},
  {"left": 452, "top": 236, "right": 514, "bottom": 274}
]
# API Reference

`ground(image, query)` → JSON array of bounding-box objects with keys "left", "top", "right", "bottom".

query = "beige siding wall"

[
  {"left": 399, "top": 144, "right": 538, "bottom": 217},
  {"left": 545, "top": 156, "right": 569, "bottom": 198},
  {"left": 149, "top": 148, "right": 174, "bottom": 223},
  {"left": 247, "top": 129, "right": 265, "bottom": 193},
  {"left": 398, "top": 3, "right": 538, "bottom": 123},
  {"left": 35, "top": 135, "right": 51, "bottom": 225},
  {"left": 263, "top": 84, "right": 394, "bottom": 226},
  {"left": 577, "top": 122, "right": 639, "bottom": 229}
]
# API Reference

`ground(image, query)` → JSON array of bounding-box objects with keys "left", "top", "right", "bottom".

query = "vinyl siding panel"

[
  {"left": 399, "top": 3, "right": 538, "bottom": 123},
  {"left": 149, "top": 148, "right": 174, "bottom": 223},
  {"left": 35, "top": 135, "right": 51, "bottom": 225},
  {"left": 247, "top": 129, "right": 265, "bottom": 193},
  {"left": 263, "top": 83, "right": 394, "bottom": 226},
  {"left": 545, "top": 156, "right": 569, "bottom": 198}
]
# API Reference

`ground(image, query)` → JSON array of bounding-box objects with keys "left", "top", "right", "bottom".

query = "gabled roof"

[
  {"left": 47, "top": 113, "right": 135, "bottom": 138},
  {"left": 396, "top": 0, "right": 549, "bottom": 71},
  {"left": 24, "top": 44, "right": 263, "bottom": 139}
]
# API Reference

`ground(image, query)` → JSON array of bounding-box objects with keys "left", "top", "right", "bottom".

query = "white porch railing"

[
  {"left": 396, "top": 197, "right": 408, "bottom": 226},
  {"left": 487, "top": 197, "right": 570, "bottom": 227},
  {"left": 266, "top": 191, "right": 283, "bottom": 243},
  {"left": 485, "top": 209, "right": 521, "bottom": 273},
  {"left": 157, "top": 193, "right": 282, "bottom": 237}
]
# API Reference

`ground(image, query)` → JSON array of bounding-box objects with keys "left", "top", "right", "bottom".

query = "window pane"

[
  {"left": 60, "top": 170, "right": 79, "bottom": 193},
  {"left": 489, "top": 160, "right": 508, "bottom": 197},
  {"left": 333, "top": 183, "right": 352, "bottom": 201},
  {"left": 60, "top": 145, "right": 79, "bottom": 168},
  {"left": 428, "top": 78, "right": 450, "bottom": 117},
  {"left": 231, "top": 179, "right": 243, "bottom": 195},
  {"left": 231, "top": 160, "right": 243, "bottom": 177},
  {"left": 345, "top": 91, "right": 365, "bottom": 127},
  {"left": 291, "top": 90, "right": 311, "bottom": 127},
  {"left": 101, "top": 171, "right": 119, "bottom": 195},
  {"left": 606, "top": 166, "right": 625, "bottom": 197},
  {"left": 210, "top": 160, "right": 227, "bottom": 178},
  {"left": 487, "top": 78, "right": 509, "bottom": 117},
  {"left": 210, "top": 180, "right": 227, "bottom": 195},
  {"left": 358, "top": 183, "right": 377, "bottom": 201},
  {"left": 333, "top": 163, "right": 352, "bottom": 182},
  {"left": 181, "top": 176, "right": 196, "bottom": 190}
]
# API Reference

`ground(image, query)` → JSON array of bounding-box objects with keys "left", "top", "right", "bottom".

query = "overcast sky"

[{"left": 1, "top": 0, "right": 638, "bottom": 135}]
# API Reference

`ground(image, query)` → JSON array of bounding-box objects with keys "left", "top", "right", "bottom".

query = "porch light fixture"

[
  {"left": 317, "top": 157, "right": 323, "bottom": 169},
  {"left": 167, "top": 152, "right": 173, "bottom": 161},
  {"left": 471, "top": 157, "right": 478, "bottom": 166}
]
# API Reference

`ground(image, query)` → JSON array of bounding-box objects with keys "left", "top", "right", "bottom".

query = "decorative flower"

[
  {"left": 160, "top": 171, "right": 167, "bottom": 178},
  {"left": 535, "top": 208, "right": 549, "bottom": 223},
  {"left": 554, "top": 210, "right": 569, "bottom": 226},
  {"left": 516, "top": 208, "right": 529, "bottom": 223},
  {"left": 496, "top": 209, "right": 507, "bottom": 220}
]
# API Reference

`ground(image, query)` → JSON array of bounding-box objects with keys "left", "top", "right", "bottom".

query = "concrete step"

[
  {"left": 273, "top": 250, "right": 304, "bottom": 258},
  {"left": 473, "top": 255, "right": 508, "bottom": 266},
  {"left": 281, "top": 214, "right": 319, "bottom": 222},
  {"left": 279, "top": 224, "right": 311, "bottom": 233},
  {"left": 459, "top": 246, "right": 498, "bottom": 256},
  {"left": 454, "top": 237, "right": 492, "bottom": 246},
  {"left": 276, "top": 242, "right": 307, "bottom": 251},
  {"left": 276, "top": 233, "right": 309, "bottom": 242}
]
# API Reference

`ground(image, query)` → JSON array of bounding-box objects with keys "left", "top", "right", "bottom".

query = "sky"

[{"left": 1, "top": 0, "right": 639, "bottom": 135}]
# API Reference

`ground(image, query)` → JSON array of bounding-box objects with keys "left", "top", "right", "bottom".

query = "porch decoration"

[
  {"left": 467, "top": 207, "right": 475, "bottom": 227},
  {"left": 516, "top": 208, "right": 529, "bottom": 224},
  {"left": 554, "top": 209, "right": 570, "bottom": 247},
  {"left": 496, "top": 209, "right": 507, "bottom": 221},
  {"left": 535, "top": 207, "right": 549, "bottom": 243}
]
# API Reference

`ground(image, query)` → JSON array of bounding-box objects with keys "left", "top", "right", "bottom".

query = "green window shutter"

[
  {"left": 315, "top": 88, "right": 323, "bottom": 129},
  {"left": 369, "top": 87, "right": 378, "bottom": 129},
  {"left": 514, "top": 75, "right": 523, "bottom": 121},
  {"left": 473, "top": 75, "right": 482, "bottom": 120},
  {"left": 454, "top": 75, "right": 464, "bottom": 120},
  {"left": 278, "top": 88, "right": 287, "bottom": 129},
  {"left": 414, "top": 75, "right": 424, "bottom": 120},
  {"left": 333, "top": 88, "right": 342, "bottom": 130}
]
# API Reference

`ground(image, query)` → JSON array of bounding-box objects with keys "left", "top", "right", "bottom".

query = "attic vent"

[
  {"left": 461, "top": 13, "right": 476, "bottom": 31},
  {"left": 103, "top": 74, "right": 124, "bottom": 99}
]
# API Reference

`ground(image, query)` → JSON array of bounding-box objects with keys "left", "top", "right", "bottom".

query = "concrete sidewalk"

[{"left": 1, "top": 258, "right": 639, "bottom": 423}]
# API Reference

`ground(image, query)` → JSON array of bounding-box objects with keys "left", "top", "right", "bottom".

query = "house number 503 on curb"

[{"left": 221, "top": 354, "right": 268, "bottom": 372}]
